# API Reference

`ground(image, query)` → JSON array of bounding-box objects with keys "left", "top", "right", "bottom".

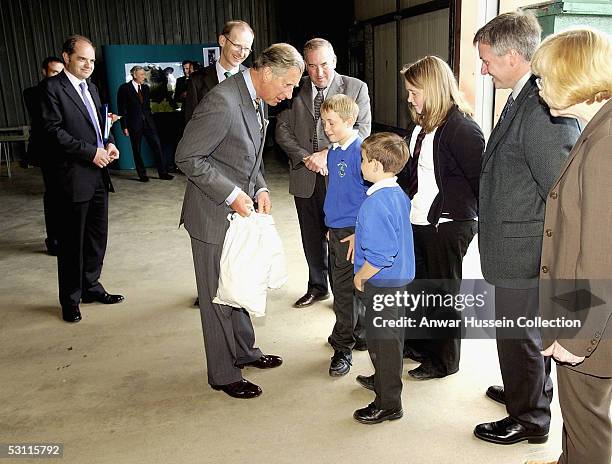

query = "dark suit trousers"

[
  {"left": 328, "top": 227, "right": 365, "bottom": 354},
  {"left": 57, "top": 175, "right": 108, "bottom": 307},
  {"left": 294, "top": 173, "right": 329, "bottom": 294},
  {"left": 190, "top": 238, "right": 263, "bottom": 386},
  {"left": 557, "top": 365, "right": 612, "bottom": 464},
  {"left": 405, "top": 220, "right": 476, "bottom": 374},
  {"left": 129, "top": 123, "right": 167, "bottom": 177},
  {"left": 41, "top": 164, "right": 61, "bottom": 244},
  {"left": 359, "top": 284, "right": 405, "bottom": 410},
  {"left": 495, "top": 286, "right": 553, "bottom": 431}
]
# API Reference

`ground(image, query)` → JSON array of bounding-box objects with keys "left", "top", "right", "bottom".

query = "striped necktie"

[{"left": 312, "top": 86, "right": 326, "bottom": 152}]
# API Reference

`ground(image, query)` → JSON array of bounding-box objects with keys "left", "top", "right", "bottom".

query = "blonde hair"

[
  {"left": 320, "top": 94, "right": 359, "bottom": 124},
  {"left": 362, "top": 132, "right": 409, "bottom": 174},
  {"left": 401, "top": 56, "right": 473, "bottom": 133},
  {"left": 532, "top": 27, "right": 612, "bottom": 109}
]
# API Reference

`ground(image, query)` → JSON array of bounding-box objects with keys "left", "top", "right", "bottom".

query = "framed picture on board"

[{"left": 203, "top": 47, "right": 220, "bottom": 67}]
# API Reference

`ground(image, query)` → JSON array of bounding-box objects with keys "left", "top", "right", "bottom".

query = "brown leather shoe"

[
  {"left": 293, "top": 291, "right": 330, "bottom": 308},
  {"left": 211, "top": 379, "right": 262, "bottom": 399},
  {"left": 237, "top": 355, "right": 283, "bottom": 369}
]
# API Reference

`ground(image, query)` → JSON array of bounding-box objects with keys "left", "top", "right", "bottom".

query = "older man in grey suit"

[
  {"left": 176, "top": 43, "right": 304, "bottom": 399},
  {"left": 473, "top": 12, "right": 581, "bottom": 444},
  {"left": 276, "top": 38, "right": 371, "bottom": 310}
]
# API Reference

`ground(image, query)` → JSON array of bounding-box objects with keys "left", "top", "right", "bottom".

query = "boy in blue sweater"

[
  {"left": 320, "top": 94, "right": 369, "bottom": 377},
  {"left": 353, "top": 132, "right": 415, "bottom": 424}
]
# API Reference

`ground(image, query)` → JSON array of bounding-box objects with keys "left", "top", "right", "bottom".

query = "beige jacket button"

[
  {"left": 541, "top": 265, "right": 549, "bottom": 274},
  {"left": 550, "top": 192, "right": 558, "bottom": 199},
  {"left": 545, "top": 229, "right": 553, "bottom": 237}
]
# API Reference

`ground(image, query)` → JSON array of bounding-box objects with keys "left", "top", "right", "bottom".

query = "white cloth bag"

[{"left": 213, "top": 212, "right": 288, "bottom": 317}]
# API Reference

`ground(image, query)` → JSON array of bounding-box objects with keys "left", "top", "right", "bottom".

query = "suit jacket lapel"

[
  {"left": 59, "top": 72, "right": 91, "bottom": 123},
  {"left": 59, "top": 72, "right": 101, "bottom": 132},
  {"left": 327, "top": 73, "right": 344, "bottom": 98},
  {"left": 236, "top": 73, "right": 262, "bottom": 152},
  {"left": 482, "top": 77, "right": 536, "bottom": 170},
  {"left": 299, "top": 79, "right": 314, "bottom": 118}
]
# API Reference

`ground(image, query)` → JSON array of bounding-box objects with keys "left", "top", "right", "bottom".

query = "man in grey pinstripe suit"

[
  {"left": 473, "top": 12, "right": 581, "bottom": 444},
  {"left": 276, "top": 38, "right": 371, "bottom": 309},
  {"left": 175, "top": 43, "right": 304, "bottom": 399}
]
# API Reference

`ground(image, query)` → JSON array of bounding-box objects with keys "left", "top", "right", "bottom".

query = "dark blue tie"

[
  {"left": 79, "top": 82, "right": 104, "bottom": 148},
  {"left": 499, "top": 94, "right": 514, "bottom": 121}
]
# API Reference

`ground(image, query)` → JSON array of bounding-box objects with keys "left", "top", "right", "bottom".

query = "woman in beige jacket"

[{"left": 531, "top": 28, "right": 612, "bottom": 464}]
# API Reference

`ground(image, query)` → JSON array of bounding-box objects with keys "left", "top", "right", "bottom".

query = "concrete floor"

[{"left": 0, "top": 152, "right": 564, "bottom": 464}]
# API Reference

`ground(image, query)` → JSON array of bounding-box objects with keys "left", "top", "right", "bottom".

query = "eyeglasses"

[
  {"left": 223, "top": 35, "right": 252, "bottom": 55},
  {"left": 535, "top": 77, "right": 543, "bottom": 90}
]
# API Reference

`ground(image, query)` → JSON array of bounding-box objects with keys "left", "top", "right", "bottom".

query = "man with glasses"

[{"left": 183, "top": 20, "right": 254, "bottom": 123}]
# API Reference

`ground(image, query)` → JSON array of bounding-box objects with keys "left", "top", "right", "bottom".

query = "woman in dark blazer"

[
  {"left": 531, "top": 28, "right": 612, "bottom": 464},
  {"left": 398, "top": 56, "right": 484, "bottom": 379}
]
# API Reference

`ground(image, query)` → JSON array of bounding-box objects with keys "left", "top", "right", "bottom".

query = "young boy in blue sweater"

[
  {"left": 353, "top": 132, "right": 415, "bottom": 424},
  {"left": 320, "top": 94, "right": 369, "bottom": 377}
]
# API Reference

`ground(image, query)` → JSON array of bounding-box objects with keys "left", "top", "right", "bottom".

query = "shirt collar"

[
  {"left": 217, "top": 61, "right": 239, "bottom": 77},
  {"left": 131, "top": 80, "right": 141, "bottom": 91},
  {"left": 65, "top": 69, "right": 86, "bottom": 88},
  {"left": 366, "top": 176, "right": 398, "bottom": 196},
  {"left": 512, "top": 72, "right": 532, "bottom": 100},
  {"left": 331, "top": 130, "right": 359, "bottom": 150},
  {"left": 243, "top": 69, "right": 257, "bottom": 101}
]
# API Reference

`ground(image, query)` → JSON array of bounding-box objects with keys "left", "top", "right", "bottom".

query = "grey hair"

[
  {"left": 130, "top": 65, "right": 144, "bottom": 76},
  {"left": 303, "top": 37, "right": 336, "bottom": 62},
  {"left": 473, "top": 10, "right": 542, "bottom": 61},
  {"left": 253, "top": 43, "right": 304, "bottom": 76}
]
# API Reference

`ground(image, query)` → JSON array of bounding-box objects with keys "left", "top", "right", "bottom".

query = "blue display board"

[{"left": 103, "top": 43, "right": 217, "bottom": 170}]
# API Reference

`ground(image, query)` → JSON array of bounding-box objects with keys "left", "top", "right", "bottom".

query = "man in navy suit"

[
  {"left": 41, "top": 35, "right": 125, "bottom": 323},
  {"left": 117, "top": 66, "right": 173, "bottom": 182}
]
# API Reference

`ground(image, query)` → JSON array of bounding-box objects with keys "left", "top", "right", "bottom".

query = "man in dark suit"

[
  {"left": 23, "top": 56, "right": 64, "bottom": 256},
  {"left": 41, "top": 35, "right": 125, "bottom": 323},
  {"left": 175, "top": 43, "right": 304, "bottom": 399},
  {"left": 173, "top": 60, "right": 194, "bottom": 107},
  {"left": 276, "top": 38, "right": 371, "bottom": 309},
  {"left": 183, "top": 20, "right": 254, "bottom": 123},
  {"left": 117, "top": 66, "right": 173, "bottom": 182},
  {"left": 473, "top": 12, "right": 581, "bottom": 445}
]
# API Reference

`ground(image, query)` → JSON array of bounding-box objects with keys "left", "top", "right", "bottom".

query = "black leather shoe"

[
  {"left": 354, "top": 338, "right": 368, "bottom": 351},
  {"left": 407, "top": 364, "right": 452, "bottom": 380},
  {"left": 474, "top": 417, "right": 548, "bottom": 445},
  {"left": 82, "top": 292, "right": 125, "bottom": 304},
  {"left": 293, "top": 291, "right": 329, "bottom": 308},
  {"left": 329, "top": 350, "right": 352, "bottom": 376},
  {"left": 138, "top": 176, "right": 150, "bottom": 182},
  {"left": 211, "top": 379, "right": 262, "bottom": 399},
  {"left": 403, "top": 346, "right": 428, "bottom": 363},
  {"left": 62, "top": 305, "right": 82, "bottom": 323},
  {"left": 237, "top": 355, "right": 283, "bottom": 369},
  {"left": 353, "top": 402, "right": 403, "bottom": 424},
  {"left": 356, "top": 374, "right": 375, "bottom": 391},
  {"left": 159, "top": 173, "right": 174, "bottom": 180},
  {"left": 486, "top": 385, "right": 506, "bottom": 405}
]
